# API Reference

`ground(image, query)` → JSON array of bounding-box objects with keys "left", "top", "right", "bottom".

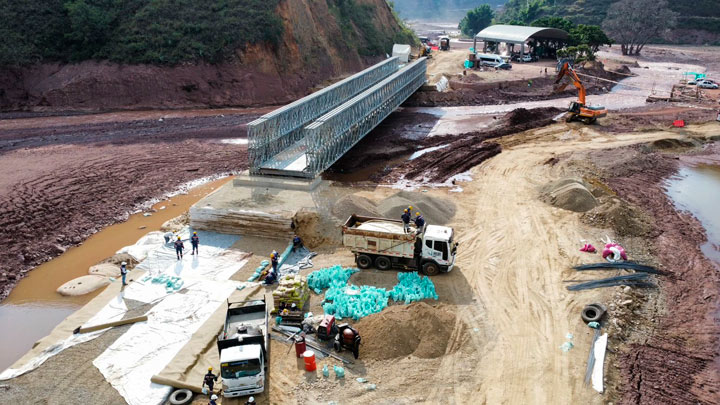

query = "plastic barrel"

[
  {"left": 295, "top": 337, "right": 307, "bottom": 358},
  {"left": 303, "top": 350, "right": 316, "bottom": 371}
]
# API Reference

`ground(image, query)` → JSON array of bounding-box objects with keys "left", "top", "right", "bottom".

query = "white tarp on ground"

[
  {"left": 277, "top": 246, "right": 315, "bottom": 279},
  {"left": 94, "top": 280, "right": 237, "bottom": 405},
  {"left": 0, "top": 296, "right": 128, "bottom": 380},
  {"left": 94, "top": 227, "right": 247, "bottom": 405}
]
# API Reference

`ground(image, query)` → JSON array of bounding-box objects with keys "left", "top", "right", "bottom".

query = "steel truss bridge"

[{"left": 247, "top": 57, "right": 427, "bottom": 178}]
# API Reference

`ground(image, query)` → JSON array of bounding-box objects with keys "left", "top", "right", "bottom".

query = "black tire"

[
  {"left": 333, "top": 340, "right": 341, "bottom": 352},
  {"left": 356, "top": 254, "right": 372, "bottom": 269},
  {"left": 581, "top": 304, "right": 604, "bottom": 323},
  {"left": 353, "top": 339, "right": 361, "bottom": 359},
  {"left": 375, "top": 256, "right": 392, "bottom": 271},
  {"left": 422, "top": 262, "right": 440, "bottom": 276},
  {"left": 169, "top": 389, "right": 193, "bottom": 405}
]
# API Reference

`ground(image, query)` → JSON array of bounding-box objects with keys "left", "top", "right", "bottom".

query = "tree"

[
  {"left": 531, "top": 16, "right": 575, "bottom": 33},
  {"left": 602, "top": 0, "right": 677, "bottom": 55},
  {"left": 570, "top": 24, "right": 612, "bottom": 52},
  {"left": 459, "top": 4, "right": 494, "bottom": 37}
]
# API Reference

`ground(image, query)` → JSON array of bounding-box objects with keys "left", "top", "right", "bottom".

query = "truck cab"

[
  {"left": 217, "top": 299, "right": 268, "bottom": 398},
  {"left": 220, "top": 345, "right": 264, "bottom": 397},
  {"left": 421, "top": 225, "right": 456, "bottom": 273}
]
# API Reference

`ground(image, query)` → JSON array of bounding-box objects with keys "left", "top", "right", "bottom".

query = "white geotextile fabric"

[
  {"left": 93, "top": 280, "right": 237, "bottom": 405},
  {"left": 0, "top": 296, "right": 127, "bottom": 380},
  {"left": 117, "top": 231, "right": 168, "bottom": 262},
  {"left": 94, "top": 227, "right": 245, "bottom": 405},
  {"left": 592, "top": 333, "right": 608, "bottom": 393}
]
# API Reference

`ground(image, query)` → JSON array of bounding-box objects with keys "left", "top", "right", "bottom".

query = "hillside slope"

[
  {"left": 500, "top": 0, "right": 720, "bottom": 44},
  {"left": 0, "top": 0, "right": 415, "bottom": 112}
]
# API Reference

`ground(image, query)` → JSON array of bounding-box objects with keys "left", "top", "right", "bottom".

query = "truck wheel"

[
  {"left": 333, "top": 340, "right": 341, "bottom": 352},
  {"left": 375, "top": 256, "right": 392, "bottom": 271},
  {"left": 422, "top": 262, "right": 440, "bottom": 276},
  {"left": 356, "top": 254, "right": 372, "bottom": 269},
  {"left": 169, "top": 389, "right": 193, "bottom": 405}
]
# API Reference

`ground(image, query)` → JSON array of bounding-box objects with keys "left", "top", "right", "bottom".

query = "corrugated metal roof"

[{"left": 475, "top": 25, "right": 569, "bottom": 44}]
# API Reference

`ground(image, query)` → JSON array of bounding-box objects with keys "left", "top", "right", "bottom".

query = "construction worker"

[
  {"left": 203, "top": 367, "right": 218, "bottom": 394},
  {"left": 292, "top": 235, "right": 303, "bottom": 252},
  {"left": 174, "top": 236, "right": 184, "bottom": 260},
  {"left": 191, "top": 231, "right": 199, "bottom": 255},
  {"left": 271, "top": 252, "right": 278, "bottom": 273},
  {"left": 209, "top": 394, "right": 219, "bottom": 405},
  {"left": 246, "top": 396, "right": 257, "bottom": 405},
  {"left": 264, "top": 268, "right": 277, "bottom": 285},
  {"left": 414, "top": 212, "right": 425, "bottom": 234},
  {"left": 401, "top": 209, "right": 411, "bottom": 233},
  {"left": 120, "top": 262, "right": 128, "bottom": 286}
]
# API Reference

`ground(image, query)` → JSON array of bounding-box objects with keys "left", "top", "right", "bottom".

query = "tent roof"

[{"left": 475, "top": 25, "right": 569, "bottom": 44}]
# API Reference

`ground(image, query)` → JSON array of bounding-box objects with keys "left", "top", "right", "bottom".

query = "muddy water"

[
  {"left": 0, "top": 176, "right": 232, "bottom": 371},
  {"left": 665, "top": 164, "right": 720, "bottom": 266}
]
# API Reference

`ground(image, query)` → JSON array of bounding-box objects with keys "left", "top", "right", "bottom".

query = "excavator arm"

[{"left": 554, "top": 62, "right": 586, "bottom": 105}]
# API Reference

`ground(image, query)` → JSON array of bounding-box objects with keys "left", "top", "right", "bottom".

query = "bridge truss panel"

[
  {"left": 247, "top": 57, "right": 400, "bottom": 173},
  {"left": 304, "top": 58, "right": 427, "bottom": 175}
]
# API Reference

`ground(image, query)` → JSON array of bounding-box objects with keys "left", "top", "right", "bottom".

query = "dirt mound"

[
  {"left": 354, "top": 302, "right": 465, "bottom": 360},
  {"left": 504, "top": 107, "right": 560, "bottom": 126},
  {"left": 293, "top": 208, "right": 341, "bottom": 248},
  {"left": 331, "top": 195, "right": 381, "bottom": 220},
  {"left": 649, "top": 138, "right": 701, "bottom": 150},
  {"left": 377, "top": 191, "right": 456, "bottom": 225},
  {"left": 582, "top": 197, "right": 657, "bottom": 237},
  {"left": 541, "top": 178, "right": 598, "bottom": 212}
]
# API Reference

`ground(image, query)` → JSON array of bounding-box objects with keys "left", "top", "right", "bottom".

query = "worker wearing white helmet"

[
  {"left": 209, "top": 394, "right": 219, "bottom": 405},
  {"left": 246, "top": 396, "right": 257, "bottom": 405},
  {"left": 120, "top": 261, "right": 128, "bottom": 287}
]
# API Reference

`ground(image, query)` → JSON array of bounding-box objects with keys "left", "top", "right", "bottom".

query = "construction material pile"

[
  {"left": 323, "top": 285, "right": 389, "bottom": 320},
  {"left": 307, "top": 266, "right": 358, "bottom": 293},
  {"left": 308, "top": 267, "right": 439, "bottom": 320},
  {"left": 389, "top": 272, "right": 439, "bottom": 304},
  {"left": 272, "top": 274, "right": 310, "bottom": 309}
]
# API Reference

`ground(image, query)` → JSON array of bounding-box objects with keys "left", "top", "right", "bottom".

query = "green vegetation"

[
  {"left": 459, "top": 5, "right": 495, "bottom": 37},
  {"left": 329, "top": 0, "right": 416, "bottom": 57},
  {"left": 0, "top": 0, "right": 284, "bottom": 66},
  {"left": 498, "top": 0, "right": 720, "bottom": 43},
  {"left": 603, "top": 0, "right": 677, "bottom": 55},
  {"left": 531, "top": 17, "right": 611, "bottom": 52}
]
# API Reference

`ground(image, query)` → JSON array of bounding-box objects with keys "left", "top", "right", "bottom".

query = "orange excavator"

[{"left": 554, "top": 61, "right": 607, "bottom": 124}]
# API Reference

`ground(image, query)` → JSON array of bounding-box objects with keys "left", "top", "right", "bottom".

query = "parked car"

[
  {"left": 699, "top": 80, "right": 719, "bottom": 89},
  {"left": 521, "top": 54, "right": 538, "bottom": 62},
  {"left": 495, "top": 62, "right": 512, "bottom": 70}
]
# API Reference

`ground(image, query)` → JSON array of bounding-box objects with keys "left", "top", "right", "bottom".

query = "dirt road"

[{"left": 0, "top": 109, "right": 260, "bottom": 300}]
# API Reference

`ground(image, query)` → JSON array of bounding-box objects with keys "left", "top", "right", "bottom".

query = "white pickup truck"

[
  {"left": 342, "top": 215, "right": 457, "bottom": 276},
  {"left": 217, "top": 299, "right": 268, "bottom": 398}
]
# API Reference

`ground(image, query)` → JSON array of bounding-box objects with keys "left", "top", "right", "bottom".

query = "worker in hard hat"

[
  {"left": 174, "top": 236, "right": 185, "bottom": 260},
  {"left": 246, "top": 396, "right": 257, "bottom": 405},
  {"left": 202, "top": 367, "right": 218, "bottom": 395},
  {"left": 414, "top": 212, "right": 425, "bottom": 234},
  {"left": 190, "top": 231, "right": 199, "bottom": 255},
  {"left": 401, "top": 208, "right": 412, "bottom": 233},
  {"left": 209, "top": 394, "right": 219, "bottom": 405},
  {"left": 270, "top": 251, "right": 279, "bottom": 273},
  {"left": 120, "top": 261, "right": 128, "bottom": 287}
]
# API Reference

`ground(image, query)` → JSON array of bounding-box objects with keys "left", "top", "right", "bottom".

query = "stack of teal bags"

[
  {"left": 141, "top": 273, "right": 184, "bottom": 293},
  {"left": 308, "top": 266, "right": 439, "bottom": 320},
  {"left": 388, "top": 272, "right": 439, "bottom": 304},
  {"left": 247, "top": 260, "right": 270, "bottom": 282}
]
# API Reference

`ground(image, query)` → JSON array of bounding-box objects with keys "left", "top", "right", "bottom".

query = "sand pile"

[
  {"left": 293, "top": 208, "right": 342, "bottom": 248},
  {"left": 541, "top": 178, "right": 598, "bottom": 212},
  {"left": 354, "top": 302, "right": 464, "bottom": 360},
  {"left": 330, "top": 192, "right": 456, "bottom": 225},
  {"left": 376, "top": 191, "right": 456, "bottom": 225},
  {"left": 582, "top": 197, "right": 656, "bottom": 237},
  {"left": 331, "top": 195, "right": 381, "bottom": 220}
]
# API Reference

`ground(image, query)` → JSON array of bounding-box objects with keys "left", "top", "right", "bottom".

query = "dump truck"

[
  {"left": 217, "top": 298, "right": 268, "bottom": 398},
  {"left": 342, "top": 215, "right": 457, "bottom": 276}
]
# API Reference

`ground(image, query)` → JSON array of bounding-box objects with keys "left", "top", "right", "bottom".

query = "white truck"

[
  {"left": 217, "top": 299, "right": 268, "bottom": 398},
  {"left": 342, "top": 215, "right": 457, "bottom": 276}
]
